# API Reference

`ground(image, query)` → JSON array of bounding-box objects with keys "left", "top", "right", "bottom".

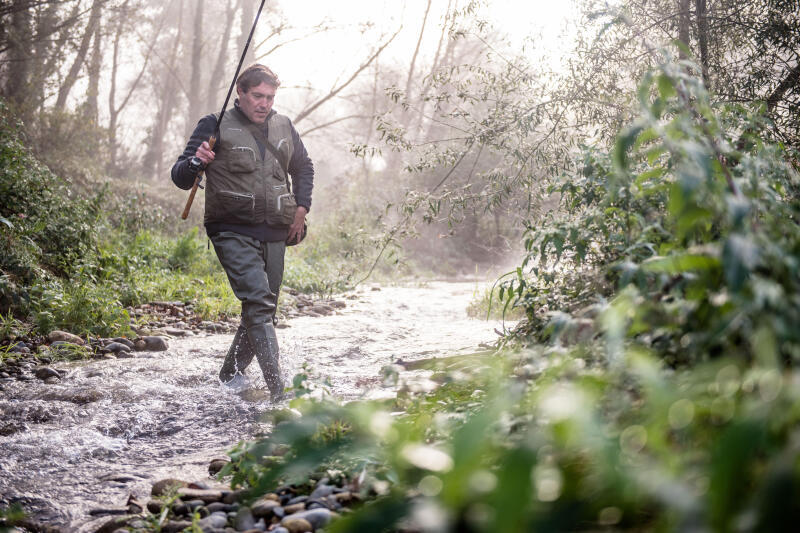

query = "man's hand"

[
  {"left": 287, "top": 206, "right": 308, "bottom": 245},
  {"left": 195, "top": 141, "right": 215, "bottom": 165}
]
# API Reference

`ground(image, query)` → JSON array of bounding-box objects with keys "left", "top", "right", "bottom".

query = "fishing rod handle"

[{"left": 181, "top": 136, "right": 216, "bottom": 220}]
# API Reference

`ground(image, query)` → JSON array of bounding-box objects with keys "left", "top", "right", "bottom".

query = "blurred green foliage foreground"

[{"left": 217, "top": 58, "right": 800, "bottom": 532}]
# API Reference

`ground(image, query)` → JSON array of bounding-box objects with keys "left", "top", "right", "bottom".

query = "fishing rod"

[{"left": 181, "top": 0, "right": 269, "bottom": 220}]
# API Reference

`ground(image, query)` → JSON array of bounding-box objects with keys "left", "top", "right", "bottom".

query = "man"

[{"left": 171, "top": 64, "right": 313, "bottom": 400}]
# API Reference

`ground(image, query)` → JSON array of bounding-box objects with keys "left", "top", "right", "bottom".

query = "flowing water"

[{"left": 0, "top": 282, "right": 506, "bottom": 531}]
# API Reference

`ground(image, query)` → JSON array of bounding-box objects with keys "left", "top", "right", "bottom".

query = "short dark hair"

[{"left": 236, "top": 64, "right": 281, "bottom": 93}]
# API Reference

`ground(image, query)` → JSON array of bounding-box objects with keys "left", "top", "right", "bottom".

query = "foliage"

[
  {"left": 0, "top": 504, "right": 25, "bottom": 533},
  {"left": 0, "top": 99, "right": 367, "bottom": 337},
  {"left": 500, "top": 55, "right": 800, "bottom": 367},
  {"left": 215, "top": 56, "right": 800, "bottom": 531},
  {"left": 221, "top": 344, "right": 800, "bottom": 532}
]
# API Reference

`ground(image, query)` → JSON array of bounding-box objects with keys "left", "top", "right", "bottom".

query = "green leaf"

[
  {"left": 641, "top": 253, "right": 720, "bottom": 274},
  {"left": 656, "top": 74, "right": 677, "bottom": 99}
]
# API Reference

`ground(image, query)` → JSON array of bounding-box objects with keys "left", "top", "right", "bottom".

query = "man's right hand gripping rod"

[{"left": 180, "top": 136, "right": 216, "bottom": 220}]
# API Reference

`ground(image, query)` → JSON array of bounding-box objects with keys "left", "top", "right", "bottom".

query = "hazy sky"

[{"left": 264, "top": 0, "right": 578, "bottom": 115}]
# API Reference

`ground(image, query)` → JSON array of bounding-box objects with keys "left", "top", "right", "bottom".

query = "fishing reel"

[{"left": 187, "top": 156, "right": 206, "bottom": 188}]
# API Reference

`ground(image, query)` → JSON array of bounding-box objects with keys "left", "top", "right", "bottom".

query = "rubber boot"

[
  {"left": 219, "top": 325, "right": 255, "bottom": 384},
  {"left": 246, "top": 322, "right": 284, "bottom": 401}
]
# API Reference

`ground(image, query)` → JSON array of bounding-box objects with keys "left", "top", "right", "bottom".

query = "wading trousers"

[{"left": 210, "top": 231, "right": 286, "bottom": 397}]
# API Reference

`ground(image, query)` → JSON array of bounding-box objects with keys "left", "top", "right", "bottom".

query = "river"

[{"left": 0, "top": 282, "right": 506, "bottom": 530}]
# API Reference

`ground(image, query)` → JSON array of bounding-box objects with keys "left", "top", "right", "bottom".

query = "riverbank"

[{"left": 0, "top": 282, "right": 503, "bottom": 531}]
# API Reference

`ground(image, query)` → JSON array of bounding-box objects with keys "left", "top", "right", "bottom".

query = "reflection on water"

[{"left": 0, "top": 282, "right": 502, "bottom": 529}]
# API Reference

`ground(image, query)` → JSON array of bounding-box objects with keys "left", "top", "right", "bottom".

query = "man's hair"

[{"left": 236, "top": 64, "right": 281, "bottom": 93}]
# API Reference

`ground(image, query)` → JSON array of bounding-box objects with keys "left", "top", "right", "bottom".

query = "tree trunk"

[
  {"left": 677, "top": 0, "right": 691, "bottom": 60},
  {"left": 86, "top": 13, "right": 103, "bottom": 122},
  {"left": 142, "top": 0, "right": 185, "bottom": 180},
  {"left": 694, "top": 0, "right": 709, "bottom": 86},
  {"left": 404, "top": 0, "right": 432, "bottom": 103},
  {"left": 186, "top": 0, "right": 204, "bottom": 137},
  {"left": 239, "top": 0, "right": 256, "bottom": 67},
  {"left": 3, "top": 3, "right": 32, "bottom": 121},
  {"left": 55, "top": 0, "right": 102, "bottom": 110},
  {"left": 204, "top": 0, "right": 238, "bottom": 114}
]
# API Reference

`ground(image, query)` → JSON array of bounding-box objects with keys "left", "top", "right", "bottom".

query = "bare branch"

[{"left": 293, "top": 26, "right": 402, "bottom": 124}]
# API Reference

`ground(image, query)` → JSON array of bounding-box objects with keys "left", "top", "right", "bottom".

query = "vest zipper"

[{"left": 219, "top": 190, "right": 255, "bottom": 213}]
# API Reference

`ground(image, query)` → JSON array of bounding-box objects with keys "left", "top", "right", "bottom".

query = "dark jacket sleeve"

[
  {"left": 171, "top": 114, "right": 216, "bottom": 190},
  {"left": 287, "top": 119, "right": 314, "bottom": 212}
]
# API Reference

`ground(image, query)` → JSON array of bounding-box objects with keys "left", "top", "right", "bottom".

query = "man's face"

[{"left": 237, "top": 81, "right": 277, "bottom": 124}]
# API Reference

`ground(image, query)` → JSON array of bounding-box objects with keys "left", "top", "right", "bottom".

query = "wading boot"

[
  {"left": 219, "top": 325, "right": 255, "bottom": 384},
  {"left": 246, "top": 322, "right": 285, "bottom": 401}
]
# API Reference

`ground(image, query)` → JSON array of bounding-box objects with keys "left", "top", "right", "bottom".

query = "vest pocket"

[
  {"left": 217, "top": 190, "right": 255, "bottom": 224},
  {"left": 265, "top": 181, "right": 297, "bottom": 226},
  {"left": 227, "top": 147, "right": 257, "bottom": 173}
]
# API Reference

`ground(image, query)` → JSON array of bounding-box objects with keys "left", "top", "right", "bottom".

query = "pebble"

[
  {"left": 209, "top": 458, "right": 229, "bottom": 476},
  {"left": 280, "top": 517, "right": 313, "bottom": 533},
  {"left": 283, "top": 509, "right": 336, "bottom": 530},
  {"left": 151, "top": 478, "right": 188, "bottom": 496},
  {"left": 197, "top": 512, "right": 228, "bottom": 530},
  {"left": 104, "top": 342, "right": 131, "bottom": 353},
  {"left": 251, "top": 499, "right": 279, "bottom": 518},
  {"left": 177, "top": 487, "right": 223, "bottom": 503},
  {"left": 234, "top": 507, "right": 256, "bottom": 531},
  {"left": 111, "top": 337, "right": 135, "bottom": 349},
  {"left": 309, "top": 484, "right": 335, "bottom": 499},
  {"left": 139, "top": 336, "right": 169, "bottom": 352},
  {"left": 284, "top": 502, "right": 305, "bottom": 515},
  {"left": 47, "top": 330, "right": 84, "bottom": 345},
  {"left": 161, "top": 520, "right": 193, "bottom": 533},
  {"left": 34, "top": 367, "right": 60, "bottom": 380},
  {"left": 287, "top": 495, "right": 308, "bottom": 506}
]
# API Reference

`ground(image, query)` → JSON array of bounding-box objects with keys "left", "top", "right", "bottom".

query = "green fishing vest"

[{"left": 204, "top": 108, "right": 296, "bottom": 227}]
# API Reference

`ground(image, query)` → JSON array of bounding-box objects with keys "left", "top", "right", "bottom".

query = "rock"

[
  {"left": 280, "top": 517, "right": 312, "bottom": 533},
  {"left": 139, "top": 336, "right": 169, "bottom": 352},
  {"left": 287, "top": 496, "right": 308, "bottom": 506},
  {"left": 251, "top": 499, "right": 280, "bottom": 518},
  {"left": 329, "top": 300, "right": 346, "bottom": 309},
  {"left": 44, "top": 376, "right": 59, "bottom": 384},
  {"left": 47, "top": 330, "right": 84, "bottom": 345},
  {"left": 89, "top": 508, "right": 129, "bottom": 516},
  {"left": 147, "top": 500, "right": 163, "bottom": 514},
  {"left": 223, "top": 489, "right": 247, "bottom": 504},
  {"left": 309, "top": 484, "right": 335, "bottom": 499},
  {"left": 197, "top": 512, "right": 228, "bottom": 531},
  {"left": 209, "top": 458, "right": 229, "bottom": 476},
  {"left": 207, "top": 502, "right": 234, "bottom": 513},
  {"left": 272, "top": 529, "right": 289, "bottom": 533},
  {"left": 111, "top": 337, "right": 135, "bottom": 349},
  {"left": 164, "top": 327, "right": 190, "bottom": 337},
  {"left": 93, "top": 516, "right": 133, "bottom": 533},
  {"left": 283, "top": 503, "right": 305, "bottom": 515},
  {"left": 234, "top": 507, "right": 256, "bottom": 531},
  {"left": 134, "top": 339, "right": 146, "bottom": 351},
  {"left": 151, "top": 478, "right": 188, "bottom": 496},
  {"left": 333, "top": 492, "right": 354, "bottom": 504},
  {"left": 104, "top": 342, "right": 131, "bottom": 353},
  {"left": 283, "top": 509, "right": 336, "bottom": 530},
  {"left": 161, "top": 521, "right": 193, "bottom": 533},
  {"left": 272, "top": 506, "right": 286, "bottom": 519},
  {"left": 176, "top": 487, "right": 223, "bottom": 503},
  {"left": 34, "top": 367, "right": 60, "bottom": 380}
]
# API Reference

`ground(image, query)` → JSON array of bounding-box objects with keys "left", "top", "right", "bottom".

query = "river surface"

[{"left": 0, "top": 282, "right": 505, "bottom": 531}]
